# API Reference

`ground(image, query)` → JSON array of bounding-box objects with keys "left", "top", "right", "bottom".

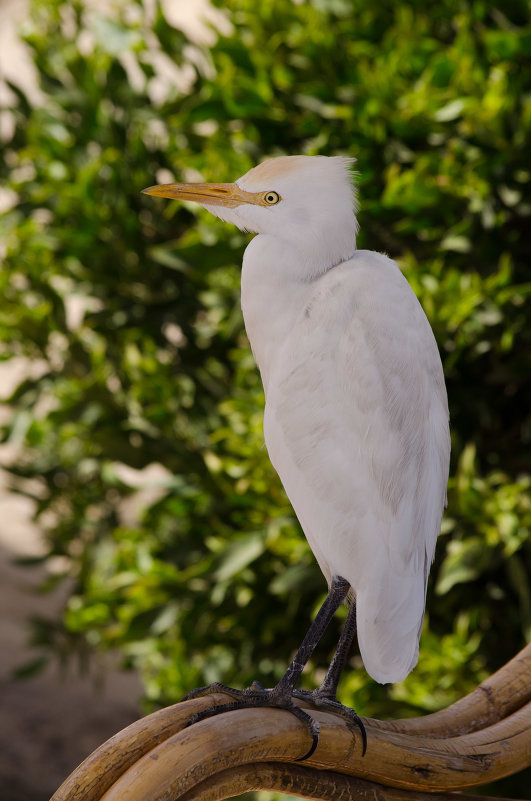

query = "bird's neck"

[{"left": 241, "top": 235, "right": 319, "bottom": 395}]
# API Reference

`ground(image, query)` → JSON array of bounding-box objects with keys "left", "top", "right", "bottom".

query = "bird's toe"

[{"left": 291, "top": 691, "right": 367, "bottom": 756}]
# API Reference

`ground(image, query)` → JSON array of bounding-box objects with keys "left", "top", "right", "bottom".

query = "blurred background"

[{"left": 0, "top": 0, "right": 530, "bottom": 799}]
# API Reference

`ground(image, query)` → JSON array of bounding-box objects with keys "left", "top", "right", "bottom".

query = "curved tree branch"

[
  {"left": 178, "top": 763, "right": 528, "bottom": 801},
  {"left": 50, "top": 644, "right": 531, "bottom": 801}
]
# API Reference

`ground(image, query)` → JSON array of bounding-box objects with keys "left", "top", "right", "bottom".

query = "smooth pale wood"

[
  {"left": 50, "top": 645, "right": 531, "bottom": 801},
  {"left": 177, "top": 762, "right": 528, "bottom": 801}
]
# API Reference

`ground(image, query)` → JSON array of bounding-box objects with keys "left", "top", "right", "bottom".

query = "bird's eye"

[{"left": 263, "top": 191, "right": 280, "bottom": 205}]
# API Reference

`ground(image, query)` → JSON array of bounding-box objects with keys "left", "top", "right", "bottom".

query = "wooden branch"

[
  {"left": 50, "top": 644, "right": 531, "bottom": 801},
  {"left": 177, "top": 763, "right": 527, "bottom": 801},
  {"left": 370, "top": 641, "right": 531, "bottom": 737}
]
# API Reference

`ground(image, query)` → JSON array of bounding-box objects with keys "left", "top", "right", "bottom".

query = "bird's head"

[{"left": 143, "top": 155, "right": 359, "bottom": 276}]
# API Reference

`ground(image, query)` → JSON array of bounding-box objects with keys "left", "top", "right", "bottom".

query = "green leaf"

[
  {"left": 436, "top": 537, "right": 492, "bottom": 596},
  {"left": 214, "top": 533, "right": 266, "bottom": 581}
]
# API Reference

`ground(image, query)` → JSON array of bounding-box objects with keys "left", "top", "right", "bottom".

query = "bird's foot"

[
  {"left": 292, "top": 688, "right": 367, "bottom": 756},
  {"left": 182, "top": 682, "right": 320, "bottom": 761}
]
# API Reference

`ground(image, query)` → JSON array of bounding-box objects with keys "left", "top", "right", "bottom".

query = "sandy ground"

[
  {"left": 0, "top": 540, "right": 142, "bottom": 801},
  {"left": 0, "top": 360, "right": 142, "bottom": 801}
]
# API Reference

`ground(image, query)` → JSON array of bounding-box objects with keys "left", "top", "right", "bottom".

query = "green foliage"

[{"left": 1, "top": 0, "right": 530, "bottom": 793}]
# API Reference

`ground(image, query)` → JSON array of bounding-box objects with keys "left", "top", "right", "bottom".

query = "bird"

[{"left": 142, "top": 155, "right": 450, "bottom": 759}]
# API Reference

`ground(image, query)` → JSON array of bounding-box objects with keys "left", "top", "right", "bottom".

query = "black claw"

[
  {"left": 356, "top": 717, "right": 367, "bottom": 757},
  {"left": 291, "top": 690, "right": 367, "bottom": 757},
  {"left": 342, "top": 711, "right": 366, "bottom": 756},
  {"left": 295, "top": 732, "right": 319, "bottom": 761},
  {"left": 282, "top": 700, "right": 321, "bottom": 760}
]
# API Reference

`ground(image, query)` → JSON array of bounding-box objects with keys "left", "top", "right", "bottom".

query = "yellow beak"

[{"left": 141, "top": 182, "right": 269, "bottom": 208}]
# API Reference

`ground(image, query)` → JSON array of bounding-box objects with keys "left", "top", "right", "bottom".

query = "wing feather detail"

[{"left": 263, "top": 250, "right": 450, "bottom": 682}]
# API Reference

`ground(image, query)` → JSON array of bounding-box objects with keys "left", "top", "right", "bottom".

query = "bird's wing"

[{"left": 264, "top": 251, "right": 450, "bottom": 681}]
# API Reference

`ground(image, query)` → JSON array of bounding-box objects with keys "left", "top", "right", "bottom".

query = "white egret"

[{"left": 142, "top": 155, "right": 450, "bottom": 758}]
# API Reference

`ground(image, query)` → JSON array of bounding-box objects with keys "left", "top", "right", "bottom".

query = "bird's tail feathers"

[{"left": 355, "top": 572, "right": 425, "bottom": 684}]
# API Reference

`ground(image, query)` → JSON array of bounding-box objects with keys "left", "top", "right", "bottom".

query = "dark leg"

[
  {"left": 183, "top": 576, "right": 352, "bottom": 760},
  {"left": 292, "top": 596, "right": 367, "bottom": 755},
  {"left": 270, "top": 575, "right": 351, "bottom": 700},
  {"left": 317, "top": 598, "right": 358, "bottom": 699}
]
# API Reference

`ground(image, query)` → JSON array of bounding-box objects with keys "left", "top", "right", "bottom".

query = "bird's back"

[{"left": 261, "top": 250, "right": 450, "bottom": 684}]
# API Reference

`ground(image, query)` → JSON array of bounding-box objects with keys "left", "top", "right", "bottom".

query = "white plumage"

[{"left": 143, "top": 155, "right": 450, "bottom": 685}]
